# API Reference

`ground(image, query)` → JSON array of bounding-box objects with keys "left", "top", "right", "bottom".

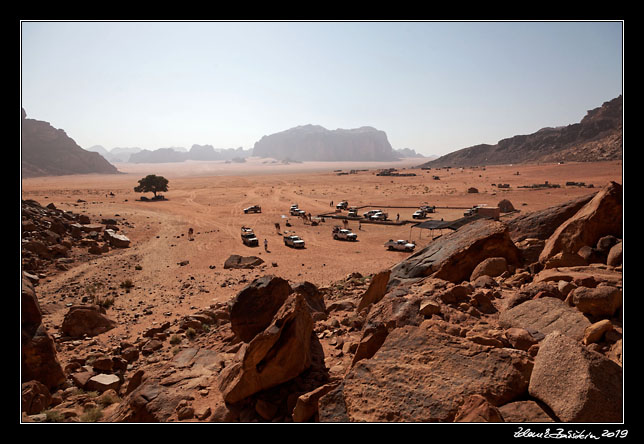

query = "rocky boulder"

[
  {"left": 569, "top": 285, "right": 622, "bottom": 319},
  {"left": 224, "top": 254, "right": 264, "bottom": 270},
  {"left": 104, "top": 229, "right": 130, "bottom": 248},
  {"left": 61, "top": 304, "right": 117, "bottom": 338},
  {"left": 607, "top": 241, "right": 622, "bottom": 267},
  {"left": 229, "top": 275, "right": 292, "bottom": 342},
  {"left": 499, "top": 297, "right": 591, "bottom": 342},
  {"left": 357, "top": 269, "right": 391, "bottom": 312},
  {"left": 539, "top": 181, "right": 622, "bottom": 262},
  {"left": 507, "top": 193, "right": 595, "bottom": 242},
  {"left": 528, "top": 332, "right": 622, "bottom": 422},
  {"left": 319, "top": 326, "right": 533, "bottom": 422},
  {"left": 218, "top": 293, "right": 314, "bottom": 404},
  {"left": 470, "top": 257, "right": 508, "bottom": 281},
  {"left": 390, "top": 219, "right": 521, "bottom": 286},
  {"left": 21, "top": 278, "right": 65, "bottom": 390},
  {"left": 22, "top": 380, "right": 52, "bottom": 415}
]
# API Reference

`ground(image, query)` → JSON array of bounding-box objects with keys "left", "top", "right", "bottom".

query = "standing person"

[
  {"left": 396, "top": 213, "right": 400, "bottom": 222},
  {"left": 264, "top": 239, "right": 268, "bottom": 252}
]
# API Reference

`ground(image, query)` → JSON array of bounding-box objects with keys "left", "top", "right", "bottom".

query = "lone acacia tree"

[{"left": 134, "top": 174, "right": 169, "bottom": 199}]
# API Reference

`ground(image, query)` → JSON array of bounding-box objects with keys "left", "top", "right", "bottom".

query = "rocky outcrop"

[
  {"left": 319, "top": 326, "right": 533, "bottom": 422},
  {"left": 389, "top": 219, "right": 521, "bottom": 285},
  {"left": 21, "top": 109, "right": 119, "bottom": 177},
  {"left": 356, "top": 269, "right": 391, "bottom": 312},
  {"left": 420, "top": 96, "right": 622, "bottom": 167},
  {"left": 499, "top": 298, "right": 591, "bottom": 342},
  {"left": 21, "top": 277, "right": 66, "bottom": 391},
  {"left": 22, "top": 199, "right": 132, "bottom": 274},
  {"left": 539, "top": 181, "right": 622, "bottom": 262},
  {"left": 229, "top": 276, "right": 292, "bottom": 342},
  {"left": 252, "top": 125, "right": 399, "bottom": 162},
  {"left": 507, "top": 193, "right": 596, "bottom": 242},
  {"left": 218, "top": 293, "right": 314, "bottom": 403}
]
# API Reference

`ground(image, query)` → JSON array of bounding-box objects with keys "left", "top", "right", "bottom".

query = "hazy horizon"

[{"left": 21, "top": 21, "right": 623, "bottom": 157}]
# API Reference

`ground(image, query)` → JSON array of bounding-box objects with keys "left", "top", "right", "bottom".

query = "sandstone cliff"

[{"left": 21, "top": 109, "right": 119, "bottom": 178}]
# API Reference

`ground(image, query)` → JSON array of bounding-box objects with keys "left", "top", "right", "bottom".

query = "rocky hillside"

[
  {"left": 21, "top": 110, "right": 119, "bottom": 178},
  {"left": 420, "top": 96, "right": 622, "bottom": 168},
  {"left": 252, "top": 125, "right": 399, "bottom": 162},
  {"left": 21, "top": 182, "right": 622, "bottom": 423}
]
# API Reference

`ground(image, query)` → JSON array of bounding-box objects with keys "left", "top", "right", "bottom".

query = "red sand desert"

[{"left": 21, "top": 158, "right": 622, "bottom": 344}]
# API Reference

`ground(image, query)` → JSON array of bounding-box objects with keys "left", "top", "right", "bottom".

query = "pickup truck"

[
  {"left": 336, "top": 201, "right": 348, "bottom": 210},
  {"left": 384, "top": 239, "right": 416, "bottom": 252},
  {"left": 241, "top": 227, "right": 258, "bottom": 246},
  {"left": 244, "top": 205, "right": 261, "bottom": 214},
  {"left": 332, "top": 226, "right": 357, "bottom": 241},
  {"left": 284, "top": 234, "right": 305, "bottom": 248}
]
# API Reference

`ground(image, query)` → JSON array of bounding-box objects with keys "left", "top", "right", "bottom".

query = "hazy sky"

[{"left": 20, "top": 21, "right": 623, "bottom": 157}]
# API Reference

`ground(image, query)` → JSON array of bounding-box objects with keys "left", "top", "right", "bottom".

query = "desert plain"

[{"left": 21, "top": 157, "right": 622, "bottom": 346}]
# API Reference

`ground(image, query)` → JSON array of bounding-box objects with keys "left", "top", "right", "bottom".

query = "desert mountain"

[
  {"left": 393, "top": 147, "right": 425, "bottom": 158},
  {"left": 21, "top": 109, "right": 119, "bottom": 178},
  {"left": 420, "top": 96, "right": 622, "bottom": 168},
  {"left": 252, "top": 125, "right": 399, "bottom": 162},
  {"left": 127, "top": 145, "right": 252, "bottom": 163}
]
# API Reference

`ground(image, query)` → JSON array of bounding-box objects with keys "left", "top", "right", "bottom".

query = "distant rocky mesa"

[
  {"left": 252, "top": 125, "right": 400, "bottom": 162},
  {"left": 126, "top": 145, "right": 252, "bottom": 163},
  {"left": 21, "top": 109, "right": 119, "bottom": 178},
  {"left": 420, "top": 96, "right": 623, "bottom": 168}
]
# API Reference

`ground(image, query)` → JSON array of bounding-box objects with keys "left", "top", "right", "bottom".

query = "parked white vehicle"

[
  {"left": 370, "top": 211, "right": 388, "bottom": 221},
  {"left": 284, "top": 234, "right": 305, "bottom": 248},
  {"left": 241, "top": 227, "right": 259, "bottom": 246},
  {"left": 384, "top": 239, "right": 415, "bottom": 252},
  {"left": 363, "top": 209, "right": 381, "bottom": 219},
  {"left": 336, "top": 201, "right": 349, "bottom": 210},
  {"left": 333, "top": 226, "right": 357, "bottom": 241}
]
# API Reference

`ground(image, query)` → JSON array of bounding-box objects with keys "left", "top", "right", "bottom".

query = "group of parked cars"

[{"left": 241, "top": 201, "right": 418, "bottom": 252}]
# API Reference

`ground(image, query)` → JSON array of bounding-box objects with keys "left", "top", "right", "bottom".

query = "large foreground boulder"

[
  {"left": 390, "top": 219, "right": 521, "bottom": 285},
  {"left": 229, "top": 276, "right": 292, "bottom": 342},
  {"left": 528, "top": 332, "right": 622, "bottom": 422},
  {"left": 539, "top": 181, "right": 622, "bottom": 262},
  {"left": 318, "top": 326, "right": 533, "bottom": 422},
  {"left": 218, "top": 293, "right": 313, "bottom": 404}
]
